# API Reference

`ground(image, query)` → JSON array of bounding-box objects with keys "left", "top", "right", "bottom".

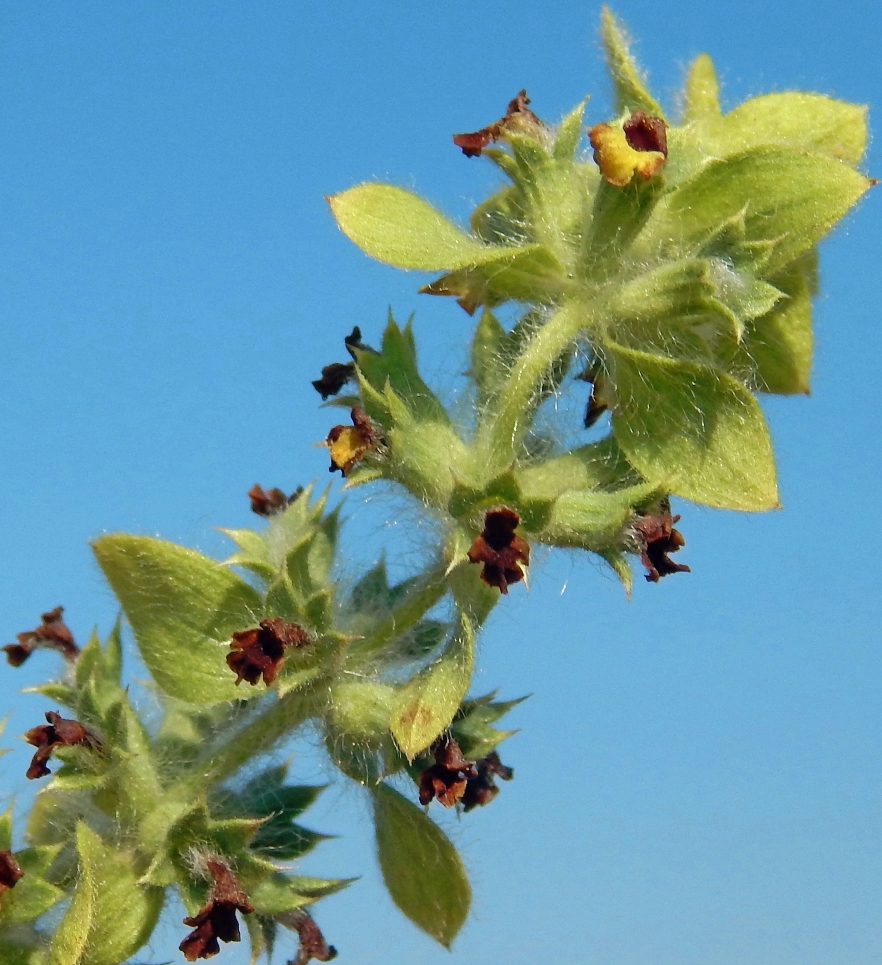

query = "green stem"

[
  {"left": 346, "top": 564, "right": 449, "bottom": 662},
  {"left": 476, "top": 298, "right": 592, "bottom": 475},
  {"left": 178, "top": 684, "right": 324, "bottom": 791}
]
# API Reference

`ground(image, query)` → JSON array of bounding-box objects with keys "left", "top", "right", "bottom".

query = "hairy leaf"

[
  {"left": 608, "top": 342, "right": 779, "bottom": 510},
  {"left": 93, "top": 534, "right": 262, "bottom": 705},
  {"left": 372, "top": 782, "right": 470, "bottom": 947}
]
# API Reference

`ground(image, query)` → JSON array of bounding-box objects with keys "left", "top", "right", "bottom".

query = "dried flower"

[
  {"left": 461, "top": 751, "right": 514, "bottom": 811},
  {"left": 418, "top": 734, "right": 478, "bottom": 807},
  {"left": 227, "top": 618, "right": 310, "bottom": 687},
  {"left": 453, "top": 89, "right": 546, "bottom": 157},
  {"left": 467, "top": 507, "right": 530, "bottom": 594},
  {"left": 180, "top": 858, "right": 254, "bottom": 961},
  {"left": 588, "top": 109, "right": 668, "bottom": 187},
  {"left": 248, "top": 484, "right": 302, "bottom": 517},
  {"left": 633, "top": 511, "right": 690, "bottom": 582},
  {"left": 312, "top": 362, "right": 356, "bottom": 401},
  {"left": 0, "top": 850, "right": 24, "bottom": 907},
  {"left": 326, "top": 406, "right": 380, "bottom": 476},
  {"left": 3, "top": 606, "right": 79, "bottom": 667},
  {"left": 280, "top": 909, "right": 338, "bottom": 965},
  {"left": 311, "top": 325, "right": 377, "bottom": 399},
  {"left": 24, "top": 711, "right": 98, "bottom": 780}
]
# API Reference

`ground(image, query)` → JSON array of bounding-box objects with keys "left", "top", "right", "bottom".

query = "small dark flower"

[
  {"left": 24, "top": 711, "right": 98, "bottom": 780},
  {"left": 180, "top": 858, "right": 254, "bottom": 961},
  {"left": 227, "top": 618, "right": 310, "bottom": 687},
  {"left": 453, "top": 89, "right": 546, "bottom": 157},
  {"left": 326, "top": 406, "right": 380, "bottom": 477},
  {"left": 461, "top": 751, "right": 514, "bottom": 812},
  {"left": 0, "top": 850, "right": 24, "bottom": 907},
  {"left": 312, "top": 362, "right": 356, "bottom": 401},
  {"left": 418, "top": 734, "right": 478, "bottom": 807},
  {"left": 311, "top": 326, "right": 377, "bottom": 400},
  {"left": 467, "top": 507, "right": 530, "bottom": 594},
  {"left": 623, "top": 110, "right": 668, "bottom": 156},
  {"left": 633, "top": 511, "right": 691, "bottom": 582},
  {"left": 3, "top": 606, "right": 79, "bottom": 667},
  {"left": 248, "top": 484, "right": 302, "bottom": 517},
  {"left": 280, "top": 909, "right": 338, "bottom": 965}
]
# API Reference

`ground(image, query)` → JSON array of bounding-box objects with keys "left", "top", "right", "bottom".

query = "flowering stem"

[{"left": 476, "top": 298, "right": 591, "bottom": 474}]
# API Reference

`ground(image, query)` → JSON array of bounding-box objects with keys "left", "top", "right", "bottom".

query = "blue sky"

[{"left": 1, "top": 1, "right": 881, "bottom": 963}]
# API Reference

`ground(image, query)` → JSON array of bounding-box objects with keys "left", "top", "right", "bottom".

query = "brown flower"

[
  {"left": 633, "top": 511, "right": 690, "bottom": 583},
  {"left": 418, "top": 734, "right": 478, "bottom": 807},
  {"left": 588, "top": 110, "right": 668, "bottom": 187},
  {"left": 326, "top": 406, "right": 380, "bottom": 477},
  {"left": 467, "top": 507, "right": 530, "bottom": 594},
  {"left": 180, "top": 858, "right": 254, "bottom": 961},
  {"left": 24, "top": 711, "right": 98, "bottom": 780},
  {"left": 3, "top": 606, "right": 79, "bottom": 667},
  {"left": 280, "top": 909, "right": 338, "bottom": 965},
  {"left": 453, "top": 89, "right": 546, "bottom": 157},
  {"left": 248, "top": 484, "right": 302, "bottom": 517},
  {"left": 311, "top": 326, "right": 377, "bottom": 400},
  {"left": 227, "top": 618, "right": 310, "bottom": 687},
  {"left": 461, "top": 751, "right": 514, "bottom": 812},
  {"left": 0, "top": 850, "right": 24, "bottom": 907},
  {"left": 312, "top": 362, "right": 356, "bottom": 401}
]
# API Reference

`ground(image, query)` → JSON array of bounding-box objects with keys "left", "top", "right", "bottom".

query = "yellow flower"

[{"left": 588, "top": 110, "right": 668, "bottom": 187}]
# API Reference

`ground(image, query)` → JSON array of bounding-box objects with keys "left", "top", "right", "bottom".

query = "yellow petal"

[{"left": 588, "top": 121, "right": 665, "bottom": 187}]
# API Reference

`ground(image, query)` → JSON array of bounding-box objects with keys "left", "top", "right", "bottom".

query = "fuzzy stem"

[
  {"left": 346, "top": 564, "right": 450, "bottom": 662},
  {"left": 178, "top": 684, "right": 324, "bottom": 790},
  {"left": 476, "top": 298, "right": 591, "bottom": 475}
]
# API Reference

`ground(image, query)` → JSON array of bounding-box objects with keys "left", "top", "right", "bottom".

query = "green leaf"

[
  {"left": 0, "top": 847, "right": 65, "bottom": 923},
  {"left": 716, "top": 92, "right": 868, "bottom": 164},
  {"left": 372, "top": 782, "right": 470, "bottom": 947},
  {"left": 49, "top": 824, "right": 163, "bottom": 965},
  {"left": 421, "top": 251, "right": 562, "bottom": 316},
  {"left": 450, "top": 692, "right": 525, "bottom": 760},
  {"left": 469, "top": 309, "right": 509, "bottom": 412},
  {"left": 608, "top": 342, "right": 779, "bottom": 510},
  {"left": 353, "top": 314, "right": 448, "bottom": 423},
  {"left": 469, "top": 185, "right": 530, "bottom": 246},
  {"left": 22, "top": 681, "right": 79, "bottom": 709},
  {"left": 391, "top": 612, "right": 475, "bottom": 760},
  {"left": 516, "top": 435, "right": 643, "bottom": 502},
  {"left": 721, "top": 258, "right": 813, "bottom": 394},
  {"left": 682, "top": 53, "right": 721, "bottom": 123},
  {"left": 553, "top": 100, "right": 587, "bottom": 161},
  {"left": 645, "top": 147, "right": 871, "bottom": 276},
  {"left": 93, "top": 534, "right": 263, "bottom": 705},
  {"left": 609, "top": 257, "right": 744, "bottom": 360},
  {"left": 600, "top": 6, "right": 665, "bottom": 118},
  {"left": 542, "top": 481, "right": 662, "bottom": 550},
  {"left": 249, "top": 874, "right": 353, "bottom": 916},
  {"left": 329, "top": 183, "right": 536, "bottom": 271}
]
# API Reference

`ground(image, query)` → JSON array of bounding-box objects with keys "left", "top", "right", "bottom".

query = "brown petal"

[
  {"left": 461, "top": 750, "right": 514, "bottom": 812},
  {"left": 467, "top": 508, "right": 530, "bottom": 594},
  {"left": 417, "top": 735, "right": 477, "bottom": 807},
  {"left": 248, "top": 484, "right": 301, "bottom": 517},
  {"left": 227, "top": 619, "right": 310, "bottom": 686},
  {"left": 282, "top": 909, "right": 338, "bottom": 965},
  {"left": 5, "top": 607, "right": 79, "bottom": 665},
  {"left": 23, "top": 711, "right": 97, "bottom": 780},
  {"left": 633, "top": 512, "right": 691, "bottom": 582},
  {"left": 180, "top": 859, "right": 253, "bottom": 961},
  {"left": 453, "top": 89, "right": 546, "bottom": 157},
  {"left": 0, "top": 849, "right": 24, "bottom": 906}
]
